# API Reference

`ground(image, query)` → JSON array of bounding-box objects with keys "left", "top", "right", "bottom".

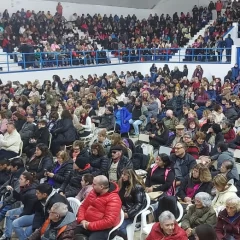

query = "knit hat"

[
  {"left": 75, "top": 156, "right": 89, "bottom": 169},
  {"left": 111, "top": 145, "right": 123, "bottom": 152},
  {"left": 117, "top": 101, "right": 124, "bottom": 107}
]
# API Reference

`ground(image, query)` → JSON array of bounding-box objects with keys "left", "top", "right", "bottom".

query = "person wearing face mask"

[{"left": 146, "top": 211, "right": 188, "bottom": 240}]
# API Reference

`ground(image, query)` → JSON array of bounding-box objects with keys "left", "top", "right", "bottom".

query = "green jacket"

[{"left": 181, "top": 204, "right": 217, "bottom": 234}]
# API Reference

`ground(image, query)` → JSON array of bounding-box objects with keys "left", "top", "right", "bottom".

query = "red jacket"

[
  {"left": 224, "top": 129, "right": 236, "bottom": 143},
  {"left": 216, "top": 1, "right": 223, "bottom": 11},
  {"left": 146, "top": 222, "right": 188, "bottom": 240},
  {"left": 215, "top": 209, "right": 240, "bottom": 240},
  {"left": 77, "top": 182, "right": 121, "bottom": 231}
]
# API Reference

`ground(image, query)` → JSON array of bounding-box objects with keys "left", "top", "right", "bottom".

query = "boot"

[{"left": 74, "top": 234, "right": 89, "bottom": 240}]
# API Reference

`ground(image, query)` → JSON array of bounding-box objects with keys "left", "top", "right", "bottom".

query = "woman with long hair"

[
  {"left": 118, "top": 168, "right": 147, "bottom": 240},
  {"left": 177, "top": 163, "right": 212, "bottom": 204},
  {"left": 109, "top": 133, "right": 128, "bottom": 157},
  {"left": 26, "top": 143, "right": 53, "bottom": 181},
  {"left": 3, "top": 172, "right": 38, "bottom": 240},
  {"left": 79, "top": 109, "right": 92, "bottom": 137},
  {"left": 76, "top": 173, "right": 93, "bottom": 202}
]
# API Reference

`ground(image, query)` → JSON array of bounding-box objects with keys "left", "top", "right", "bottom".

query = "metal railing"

[{"left": 0, "top": 47, "right": 233, "bottom": 72}]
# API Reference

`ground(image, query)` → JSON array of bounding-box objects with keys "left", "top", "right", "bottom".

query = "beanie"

[{"left": 75, "top": 156, "right": 89, "bottom": 169}]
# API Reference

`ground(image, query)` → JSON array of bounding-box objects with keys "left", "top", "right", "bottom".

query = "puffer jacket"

[
  {"left": 215, "top": 209, "right": 240, "bottom": 240},
  {"left": 181, "top": 205, "right": 217, "bottom": 235},
  {"left": 98, "top": 113, "right": 115, "bottom": 131},
  {"left": 212, "top": 184, "right": 238, "bottom": 211},
  {"left": 29, "top": 212, "right": 77, "bottom": 240},
  {"left": 89, "top": 155, "right": 109, "bottom": 176},
  {"left": 119, "top": 183, "right": 147, "bottom": 219},
  {"left": 77, "top": 182, "right": 122, "bottom": 231}
]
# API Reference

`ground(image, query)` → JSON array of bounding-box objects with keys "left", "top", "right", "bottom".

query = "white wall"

[{"left": 0, "top": 62, "right": 233, "bottom": 84}]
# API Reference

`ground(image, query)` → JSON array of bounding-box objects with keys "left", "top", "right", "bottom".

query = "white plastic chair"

[
  {"left": 67, "top": 197, "right": 81, "bottom": 216},
  {"left": 127, "top": 148, "right": 132, "bottom": 159},
  {"left": 48, "top": 133, "right": 52, "bottom": 149},
  {"left": 126, "top": 193, "right": 151, "bottom": 240},
  {"left": 9, "top": 141, "right": 23, "bottom": 160},
  {"left": 140, "top": 201, "right": 183, "bottom": 240},
  {"left": 107, "top": 209, "right": 125, "bottom": 240},
  {"left": 159, "top": 146, "right": 172, "bottom": 155},
  {"left": 80, "top": 123, "right": 95, "bottom": 145}
]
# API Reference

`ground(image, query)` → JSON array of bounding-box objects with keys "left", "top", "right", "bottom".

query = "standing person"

[
  {"left": 216, "top": 0, "right": 223, "bottom": 17},
  {"left": 75, "top": 175, "right": 122, "bottom": 240},
  {"left": 225, "top": 34, "right": 234, "bottom": 62},
  {"left": 1, "top": 172, "right": 38, "bottom": 240},
  {"left": 56, "top": 2, "right": 63, "bottom": 16}
]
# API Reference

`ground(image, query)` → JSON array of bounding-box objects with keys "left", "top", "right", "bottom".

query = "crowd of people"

[
  {"left": 0, "top": 62, "right": 237, "bottom": 239},
  {"left": 0, "top": 0, "right": 238, "bottom": 70}
]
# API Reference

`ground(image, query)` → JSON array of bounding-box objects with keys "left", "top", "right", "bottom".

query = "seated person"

[
  {"left": 144, "top": 114, "right": 157, "bottom": 134},
  {"left": 46, "top": 150, "right": 73, "bottom": 189},
  {"left": 79, "top": 109, "right": 92, "bottom": 137},
  {"left": 89, "top": 143, "right": 109, "bottom": 176},
  {"left": 169, "top": 124, "right": 185, "bottom": 147},
  {"left": 181, "top": 192, "right": 217, "bottom": 239},
  {"left": 26, "top": 143, "right": 53, "bottom": 181},
  {"left": 146, "top": 211, "right": 188, "bottom": 240},
  {"left": 195, "top": 224, "right": 217, "bottom": 240},
  {"left": 149, "top": 120, "right": 169, "bottom": 149},
  {"left": 118, "top": 168, "right": 147, "bottom": 239},
  {"left": 222, "top": 120, "right": 235, "bottom": 143},
  {"left": 75, "top": 175, "right": 122, "bottom": 240},
  {"left": 162, "top": 110, "right": 179, "bottom": 132},
  {"left": 0, "top": 159, "right": 10, "bottom": 188},
  {"left": 76, "top": 173, "right": 93, "bottom": 202},
  {"left": 24, "top": 119, "right": 50, "bottom": 158},
  {"left": 194, "top": 131, "right": 209, "bottom": 156},
  {"left": 19, "top": 114, "right": 36, "bottom": 149},
  {"left": 94, "top": 106, "right": 115, "bottom": 131},
  {"left": 182, "top": 131, "right": 200, "bottom": 159},
  {"left": 215, "top": 197, "right": 240, "bottom": 240},
  {"left": 28, "top": 203, "right": 77, "bottom": 240},
  {"left": 96, "top": 129, "right": 111, "bottom": 153},
  {"left": 108, "top": 145, "right": 133, "bottom": 182},
  {"left": 69, "top": 140, "right": 89, "bottom": 161},
  {"left": 109, "top": 133, "right": 128, "bottom": 157},
  {"left": 177, "top": 163, "right": 212, "bottom": 204},
  {"left": 0, "top": 122, "right": 22, "bottom": 159},
  {"left": 59, "top": 156, "right": 93, "bottom": 198},
  {"left": 145, "top": 153, "right": 175, "bottom": 204},
  {"left": 212, "top": 174, "right": 238, "bottom": 213},
  {"left": 219, "top": 160, "right": 237, "bottom": 183}
]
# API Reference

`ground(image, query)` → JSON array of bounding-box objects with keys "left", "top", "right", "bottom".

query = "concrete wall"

[{"left": 0, "top": 62, "right": 233, "bottom": 84}]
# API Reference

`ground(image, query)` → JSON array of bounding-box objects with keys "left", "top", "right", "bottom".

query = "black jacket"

[
  {"left": 99, "top": 113, "right": 115, "bottom": 131},
  {"left": 108, "top": 156, "right": 133, "bottom": 180},
  {"left": 69, "top": 147, "right": 89, "bottom": 159},
  {"left": 150, "top": 128, "right": 169, "bottom": 148},
  {"left": 170, "top": 153, "right": 197, "bottom": 181},
  {"left": 59, "top": 166, "right": 93, "bottom": 198},
  {"left": 12, "top": 181, "right": 39, "bottom": 216},
  {"left": 177, "top": 176, "right": 213, "bottom": 201},
  {"left": 0, "top": 170, "right": 10, "bottom": 187},
  {"left": 50, "top": 159, "right": 73, "bottom": 189},
  {"left": 119, "top": 183, "right": 147, "bottom": 219},
  {"left": 32, "top": 126, "right": 50, "bottom": 146},
  {"left": 89, "top": 155, "right": 109, "bottom": 176},
  {"left": 52, "top": 118, "right": 78, "bottom": 143},
  {"left": 26, "top": 155, "right": 53, "bottom": 180},
  {"left": 32, "top": 190, "right": 72, "bottom": 231},
  {"left": 224, "top": 107, "right": 238, "bottom": 124}
]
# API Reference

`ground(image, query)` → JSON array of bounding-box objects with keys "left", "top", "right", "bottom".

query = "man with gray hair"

[
  {"left": 28, "top": 202, "right": 77, "bottom": 240},
  {"left": 146, "top": 210, "right": 188, "bottom": 239}
]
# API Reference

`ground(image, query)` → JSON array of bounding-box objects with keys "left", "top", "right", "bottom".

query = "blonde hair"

[
  {"left": 192, "top": 163, "right": 212, "bottom": 182},
  {"left": 213, "top": 174, "right": 228, "bottom": 189},
  {"left": 56, "top": 151, "right": 69, "bottom": 163}
]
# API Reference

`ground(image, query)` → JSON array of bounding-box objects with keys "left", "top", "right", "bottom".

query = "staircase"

[{"left": 169, "top": 20, "right": 214, "bottom": 62}]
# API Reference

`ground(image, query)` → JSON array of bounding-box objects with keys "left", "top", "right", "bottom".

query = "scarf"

[{"left": 80, "top": 114, "right": 88, "bottom": 125}]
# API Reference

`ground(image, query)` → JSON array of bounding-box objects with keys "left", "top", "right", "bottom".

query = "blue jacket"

[
  {"left": 115, "top": 107, "right": 132, "bottom": 134},
  {"left": 207, "top": 89, "right": 216, "bottom": 101},
  {"left": 232, "top": 66, "right": 239, "bottom": 79},
  {"left": 225, "top": 37, "right": 234, "bottom": 48}
]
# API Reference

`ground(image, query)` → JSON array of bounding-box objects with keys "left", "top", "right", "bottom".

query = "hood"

[
  {"left": 56, "top": 211, "right": 76, "bottom": 229},
  {"left": 42, "top": 189, "right": 57, "bottom": 207},
  {"left": 221, "top": 151, "right": 234, "bottom": 158},
  {"left": 108, "top": 181, "right": 119, "bottom": 194},
  {"left": 220, "top": 183, "right": 237, "bottom": 194}
]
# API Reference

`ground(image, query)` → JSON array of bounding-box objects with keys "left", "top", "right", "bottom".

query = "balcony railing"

[{"left": 0, "top": 47, "right": 232, "bottom": 72}]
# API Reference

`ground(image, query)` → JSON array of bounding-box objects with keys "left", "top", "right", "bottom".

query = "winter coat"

[
  {"left": 207, "top": 89, "right": 216, "bottom": 101},
  {"left": 59, "top": 166, "right": 93, "bottom": 198},
  {"left": 196, "top": 141, "right": 209, "bottom": 156},
  {"left": 162, "top": 116, "right": 179, "bottom": 131},
  {"left": 12, "top": 182, "right": 38, "bottom": 216},
  {"left": 149, "top": 128, "right": 169, "bottom": 148},
  {"left": 211, "top": 151, "right": 239, "bottom": 180},
  {"left": 146, "top": 222, "right": 188, "bottom": 240},
  {"left": 77, "top": 182, "right": 122, "bottom": 231},
  {"left": 225, "top": 37, "right": 234, "bottom": 48},
  {"left": 225, "top": 107, "right": 238, "bottom": 124},
  {"left": 177, "top": 176, "right": 213, "bottom": 201},
  {"left": 224, "top": 128, "right": 236, "bottom": 143},
  {"left": 108, "top": 156, "right": 133, "bottom": 180},
  {"left": 212, "top": 111, "right": 225, "bottom": 124},
  {"left": 52, "top": 118, "right": 78, "bottom": 143},
  {"left": 212, "top": 184, "right": 238, "bottom": 211},
  {"left": 89, "top": 155, "right": 109, "bottom": 176},
  {"left": 216, "top": 1, "right": 223, "bottom": 11},
  {"left": 195, "top": 92, "right": 209, "bottom": 106},
  {"left": 147, "top": 101, "right": 158, "bottom": 118},
  {"left": 192, "top": 68, "right": 203, "bottom": 80},
  {"left": 185, "top": 142, "right": 199, "bottom": 159},
  {"left": 232, "top": 66, "right": 239, "bottom": 80},
  {"left": 48, "top": 160, "right": 73, "bottom": 189},
  {"left": 0, "top": 170, "right": 10, "bottom": 187},
  {"left": 215, "top": 209, "right": 240, "bottom": 240},
  {"left": 119, "top": 183, "right": 147, "bottom": 219},
  {"left": 32, "top": 190, "right": 72, "bottom": 231},
  {"left": 98, "top": 113, "right": 115, "bottom": 131},
  {"left": 29, "top": 212, "right": 77, "bottom": 240},
  {"left": 19, "top": 122, "right": 36, "bottom": 140},
  {"left": 181, "top": 205, "right": 217, "bottom": 234},
  {"left": 26, "top": 155, "right": 54, "bottom": 180},
  {"left": 31, "top": 127, "right": 50, "bottom": 146},
  {"left": 170, "top": 153, "right": 197, "bottom": 181},
  {"left": 115, "top": 107, "right": 132, "bottom": 134}
]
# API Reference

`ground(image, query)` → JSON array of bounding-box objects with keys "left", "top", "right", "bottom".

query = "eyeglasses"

[
  {"left": 48, "top": 210, "right": 58, "bottom": 215},
  {"left": 183, "top": 136, "right": 191, "bottom": 139}
]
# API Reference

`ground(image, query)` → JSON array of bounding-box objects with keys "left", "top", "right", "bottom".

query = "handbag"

[{"left": 147, "top": 191, "right": 163, "bottom": 201}]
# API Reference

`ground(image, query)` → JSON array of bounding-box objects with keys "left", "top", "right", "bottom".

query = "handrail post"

[
  {"left": 7, "top": 52, "right": 9, "bottom": 72},
  {"left": 40, "top": 52, "right": 43, "bottom": 69},
  {"left": 23, "top": 53, "right": 26, "bottom": 70}
]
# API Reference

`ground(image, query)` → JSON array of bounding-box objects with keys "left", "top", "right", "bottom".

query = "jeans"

[
  {"left": 0, "top": 202, "right": 12, "bottom": 223},
  {"left": 129, "top": 119, "right": 142, "bottom": 135},
  {"left": 11, "top": 209, "right": 34, "bottom": 240},
  {"left": 119, "top": 219, "right": 133, "bottom": 236}
]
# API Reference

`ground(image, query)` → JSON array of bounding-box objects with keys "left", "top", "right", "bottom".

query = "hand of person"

[
  {"left": 47, "top": 172, "right": 54, "bottom": 178},
  {"left": 150, "top": 134, "right": 155, "bottom": 138},
  {"left": 184, "top": 197, "right": 192, "bottom": 204},
  {"left": 6, "top": 186, "right": 13, "bottom": 191},
  {"left": 81, "top": 220, "right": 89, "bottom": 229},
  {"left": 146, "top": 187, "right": 153, "bottom": 193},
  {"left": 186, "top": 228, "right": 192, "bottom": 237},
  {"left": 59, "top": 192, "right": 65, "bottom": 197}
]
